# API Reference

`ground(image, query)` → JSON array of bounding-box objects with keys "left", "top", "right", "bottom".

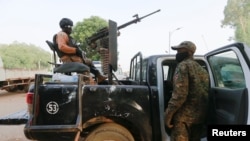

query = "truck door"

[{"left": 205, "top": 42, "right": 250, "bottom": 125}]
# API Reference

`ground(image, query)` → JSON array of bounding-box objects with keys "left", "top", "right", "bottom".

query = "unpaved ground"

[{"left": 0, "top": 90, "right": 31, "bottom": 141}]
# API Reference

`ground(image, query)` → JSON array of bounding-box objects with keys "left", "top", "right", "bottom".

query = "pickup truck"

[
  {"left": 0, "top": 19, "right": 249, "bottom": 141},
  {"left": 23, "top": 41, "right": 250, "bottom": 141}
]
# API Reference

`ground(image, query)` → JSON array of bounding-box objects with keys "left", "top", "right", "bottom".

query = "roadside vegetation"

[
  {"left": 222, "top": 0, "right": 250, "bottom": 46},
  {"left": 1, "top": 0, "right": 250, "bottom": 70}
]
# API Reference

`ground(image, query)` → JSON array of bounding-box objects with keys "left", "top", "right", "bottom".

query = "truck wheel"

[{"left": 85, "top": 123, "right": 135, "bottom": 141}]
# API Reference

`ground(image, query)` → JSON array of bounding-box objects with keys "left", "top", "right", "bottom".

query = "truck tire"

[{"left": 84, "top": 123, "right": 135, "bottom": 141}]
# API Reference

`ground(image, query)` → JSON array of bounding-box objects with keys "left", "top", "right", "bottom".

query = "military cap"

[{"left": 171, "top": 41, "right": 196, "bottom": 53}]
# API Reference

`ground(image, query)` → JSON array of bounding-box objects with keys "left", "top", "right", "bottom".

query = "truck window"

[
  {"left": 162, "top": 66, "right": 169, "bottom": 81},
  {"left": 208, "top": 50, "right": 246, "bottom": 89},
  {"left": 130, "top": 59, "right": 148, "bottom": 84},
  {"left": 140, "top": 60, "right": 148, "bottom": 82}
]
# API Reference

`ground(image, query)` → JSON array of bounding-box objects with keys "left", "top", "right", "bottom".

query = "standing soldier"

[{"left": 165, "top": 41, "right": 209, "bottom": 141}]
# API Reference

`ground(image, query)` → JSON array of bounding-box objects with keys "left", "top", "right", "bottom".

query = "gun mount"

[{"left": 86, "top": 9, "right": 161, "bottom": 84}]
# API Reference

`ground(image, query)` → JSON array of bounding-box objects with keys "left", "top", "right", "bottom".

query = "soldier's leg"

[
  {"left": 83, "top": 58, "right": 107, "bottom": 83},
  {"left": 171, "top": 121, "right": 189, "bottom": 141}
]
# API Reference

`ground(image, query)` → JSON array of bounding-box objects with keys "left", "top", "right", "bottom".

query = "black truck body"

[
  {"left": 23, "top": 42, "right": 250, "bottom": 141},
  {"left": 24, "top": 53, "right": 164, "bottom": 141}
]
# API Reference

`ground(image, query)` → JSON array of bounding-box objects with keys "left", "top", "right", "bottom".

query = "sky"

[{"left": 0, "top": 0, "right": 234, "bottom": 71}]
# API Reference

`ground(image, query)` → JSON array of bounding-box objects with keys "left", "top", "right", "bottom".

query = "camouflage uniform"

[{"left": 165, "top": 41, "right": 209, "bottom": 141}]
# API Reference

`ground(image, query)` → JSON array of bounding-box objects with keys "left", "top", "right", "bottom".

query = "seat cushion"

[{"left": 54, "top": 62, "right": 90, "bottom": 73}]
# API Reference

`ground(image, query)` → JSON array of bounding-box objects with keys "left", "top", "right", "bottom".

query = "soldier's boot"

[{"left": 83, "top": 58, "right": 107, "bottom": 83}]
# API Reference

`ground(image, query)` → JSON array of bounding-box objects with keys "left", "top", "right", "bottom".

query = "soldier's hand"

[
  {"left": 76, "top": 48, "right": 83, "bottom": 58},
  {"left": 165, "top": 117, "right": 173, "bottom": 128},
  {"left": 165, "top": 110, "right": 174, "bottom": 128}
]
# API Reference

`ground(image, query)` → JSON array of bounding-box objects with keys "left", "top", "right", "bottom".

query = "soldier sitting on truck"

[{"left": 53, "top": 18, "right": 107, "bottom": 83}]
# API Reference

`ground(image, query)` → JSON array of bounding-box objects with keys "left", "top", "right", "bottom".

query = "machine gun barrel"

[
  {"left": 86, "top": 9, "right": 161, "bottom": 45},
  {"left": 118, "top": 9, "right": 160, "bottom": 30}
]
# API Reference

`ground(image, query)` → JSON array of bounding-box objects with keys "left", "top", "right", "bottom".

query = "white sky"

[{"left": 0, "top": 0, "right": 234, "bottom": 71}]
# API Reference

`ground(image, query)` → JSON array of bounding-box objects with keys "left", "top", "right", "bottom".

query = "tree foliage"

[
  {"left": 222, "top": 0, "right": 250, "bottom": 45},
  {"left": 0, "top": 16, "right": 108, "bottom": 70},
  {"left": 0, "top": 42, "right": 51, "bottom": 70},
  {"left": 71, "top": 16, "right": 108, "bottom": 60}
]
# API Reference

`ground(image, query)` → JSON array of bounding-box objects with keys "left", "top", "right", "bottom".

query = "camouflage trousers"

[{"left": 170, "top": 121, "right": 203, "bottom": 141}]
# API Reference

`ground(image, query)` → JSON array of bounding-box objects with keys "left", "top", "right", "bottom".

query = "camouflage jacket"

[{"left": 167, "top": 57, "right": 209, "bottom": 123}]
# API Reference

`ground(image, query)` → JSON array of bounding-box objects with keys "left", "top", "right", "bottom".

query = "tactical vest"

[{"left": 52, "top": 32, "right": 78, "bottom": 58}]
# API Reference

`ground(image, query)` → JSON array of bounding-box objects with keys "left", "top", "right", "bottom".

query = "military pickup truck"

[
  {"left": 1, "top": 18, "right": 250, "bottom": 140},
  {"left": 24, "top": 37, "right": 250, "bottom": 141}
]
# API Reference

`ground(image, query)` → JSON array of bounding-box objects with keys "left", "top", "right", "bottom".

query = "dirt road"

[{"left": 0, "top": 90, "right": 30, "bottom": 141}]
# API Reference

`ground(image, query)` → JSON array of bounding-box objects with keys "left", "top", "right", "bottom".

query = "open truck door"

[{"left": 204, "top": 42, "right": 250, "bottom": 139}]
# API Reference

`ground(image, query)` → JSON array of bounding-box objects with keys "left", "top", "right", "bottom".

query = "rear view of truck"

[{"left": 24, "top": 74, "right": 84, "bottom": 140}]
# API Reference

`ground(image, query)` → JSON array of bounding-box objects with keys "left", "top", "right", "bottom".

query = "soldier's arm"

[
  {"left": 56, "top": 32, "right": 77, "bottom": 54},
  {"left": 167, "top": 64, "right": 189, "bottom": 114}
]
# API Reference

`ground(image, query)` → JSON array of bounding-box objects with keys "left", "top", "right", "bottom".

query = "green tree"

[
  {"left": 0, "top": 42, "right": 51, "bottom": 69},
  {"left": 222, "top": 0, "right": 250, "bottom": 45},
  {"left": 71, "top": 16, "right": 108, "bottom": 60}
]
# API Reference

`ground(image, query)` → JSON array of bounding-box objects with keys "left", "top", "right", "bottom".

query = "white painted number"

[{"left": 46, "top": 101, "right": 59, "bottom": 114}]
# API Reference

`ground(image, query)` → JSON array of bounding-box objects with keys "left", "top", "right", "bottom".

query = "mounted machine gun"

[
  {"left": 85, "top": 9, "right": 161, "bottom": 46},
  {"left": 85, "top": 9, "right": 161, "bottom": 83}
]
